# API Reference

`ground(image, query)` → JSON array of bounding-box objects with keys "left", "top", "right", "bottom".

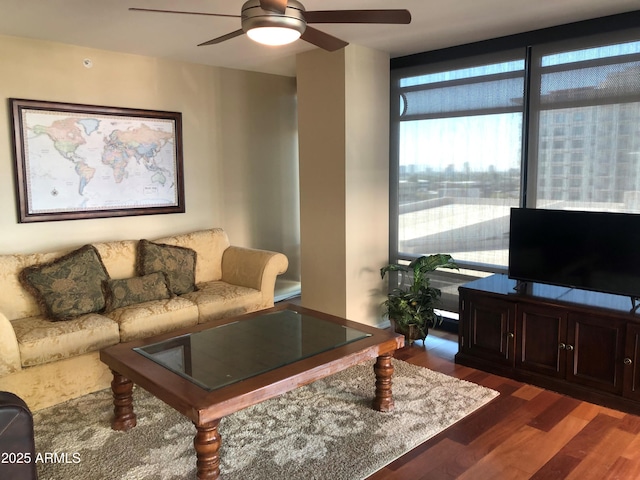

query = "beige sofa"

[{"left": 0, "top": 228, "right": 288, "bottom": 411}]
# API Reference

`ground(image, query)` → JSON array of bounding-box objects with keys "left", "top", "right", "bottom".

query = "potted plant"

[{"left": 381, "top": 254, "right": 458, "bottom": 345}]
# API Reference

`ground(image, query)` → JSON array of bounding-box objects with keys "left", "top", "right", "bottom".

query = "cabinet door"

[
  {"left": 460, "top": 293, "right": 515, "bottom": 367},
  {"left": 516, "top": 303, "right": 567, "bottom": 378},
  {"left": 623, "top": 324, "right": 640, "bottom": 401},
  {"left": 566, "top": 313, "right": 625, "bottom": 395}
]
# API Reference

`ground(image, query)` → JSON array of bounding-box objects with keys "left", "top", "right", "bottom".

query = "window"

[
  {"left": 390, "top": 13, "right": 640, "bottom": 306},
  {"left": 530, "top": 36, "right": 640, "bottom": 211},
  {"left": 392, "top": 53, "right": 524, "bottom": 270}
]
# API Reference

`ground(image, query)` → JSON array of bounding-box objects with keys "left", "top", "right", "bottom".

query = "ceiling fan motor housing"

[{"left": 241, "top": 0, "right": 307, "bottom": 35}]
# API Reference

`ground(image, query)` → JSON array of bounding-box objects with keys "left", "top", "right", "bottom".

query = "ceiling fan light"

[
  {"left": 247, "top": 26, "right": 301, "bottom": 46},
  {"left": 241, "top": 0, "right": 306, "bottom": 46}
]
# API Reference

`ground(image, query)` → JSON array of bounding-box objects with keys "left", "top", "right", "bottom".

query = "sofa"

[{"left": 0, "top": 228, "right": 288, "bottom": 411}]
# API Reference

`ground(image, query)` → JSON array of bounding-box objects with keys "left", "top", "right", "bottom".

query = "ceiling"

[{"left": 1, "top": 0, "right": 639, "bottom": 77}]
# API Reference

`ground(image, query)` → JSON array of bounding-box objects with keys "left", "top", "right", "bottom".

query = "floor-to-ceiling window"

[{"left": 390, "top": 12, "right": 640, "bottom": 312}]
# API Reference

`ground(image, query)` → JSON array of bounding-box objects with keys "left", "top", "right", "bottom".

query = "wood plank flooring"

[{"left": 368, "top": 330, "right": 640, "bottom": 480}]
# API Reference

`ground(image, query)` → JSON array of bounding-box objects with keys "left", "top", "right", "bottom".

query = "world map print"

[{"left": 22, "top": 109, "right": 179, "bottom": 215}]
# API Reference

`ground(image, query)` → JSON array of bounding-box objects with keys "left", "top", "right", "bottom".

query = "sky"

[
  {"left": 397, "top": 40, "right": 640, "bottom": 173},
  {"left": 399, "top": 113, "right": 522, "bottom": 172}
]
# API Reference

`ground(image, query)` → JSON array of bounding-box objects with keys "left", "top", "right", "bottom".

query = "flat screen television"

[{"left": 508, "top": 208, "right": 640, "bottom": 300}]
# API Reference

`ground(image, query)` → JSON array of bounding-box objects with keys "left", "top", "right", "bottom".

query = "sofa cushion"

[
  {"left": 153, "top": 229, "right": 230, "bottom": 284},
  {"left": 11, "top": 313, "right": 119, "bottom": 368},
  {"left": 137, "top": 240, "right": 197, "bottom": 295},
  {"left": 19, "top": 245, "right": 110, "bottom": 321},
  {"left": 103, "top": 272, "right": 171, "bottom": 312},
  {"left": 93, "top": 240, "right": 138, "bottom": 279},
  {"left": 183, "top": 281, "right": 262, "bottom": 323},
  {"left": 0, "top": 250, "right": 69, "bottom": 322},
  {"left": 105, "top": 297, "right": 199, "bottom": 342}
]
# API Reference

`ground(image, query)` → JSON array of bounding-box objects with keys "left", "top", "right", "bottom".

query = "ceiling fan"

[{"left": 129, "top": 0, "right": 411, "bottom": 51}]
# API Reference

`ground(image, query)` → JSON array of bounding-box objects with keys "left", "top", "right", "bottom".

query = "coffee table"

[{"left": 100, "top": 303, "right": 404, "bottom": 479}]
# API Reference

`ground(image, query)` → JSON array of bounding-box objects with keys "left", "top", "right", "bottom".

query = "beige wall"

[
  {"left": 0, "top": 34, "right": 299, "bottom": 279},
  {"left": 297, "top": 48, "right": 347, "bottom": 314},
  {"left": 297, "top": 45, "right": 389, "bottom": 326},
  {"left": 217, "top": 69, "right": 300, "bottom": 279},
  {"left": 344, "top": 46, "right": 390, "bottom": 325}
]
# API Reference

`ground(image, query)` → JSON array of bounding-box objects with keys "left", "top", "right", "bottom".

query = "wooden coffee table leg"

[
  {"left": 110, "top": 370, "right": 137, "bottom": 431},
  {"left": 194, "top": 419, "right": 222, "bottom": 480},
  {"left": 372, "top": 353, "right": 395, "bottom": 412}
]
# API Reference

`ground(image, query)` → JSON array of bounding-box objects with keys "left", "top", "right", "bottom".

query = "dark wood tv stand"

[{"left": 455, "top": 274, "right": 640, "bottom": 415}]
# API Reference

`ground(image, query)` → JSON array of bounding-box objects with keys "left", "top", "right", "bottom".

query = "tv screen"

[{"left": 508, "top": 208, "right": 640, "bottom": 299}]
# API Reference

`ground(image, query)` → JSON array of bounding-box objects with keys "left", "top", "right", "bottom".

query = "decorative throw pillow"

[
  {"left": 137, "top": 239, "right": 197, "bottom": 295},
  {"left": 19, "top": 244, "right": 110, "bottom": 321},
  {"left": 103, "top": 272, "right": 172, "bottom": 312}
]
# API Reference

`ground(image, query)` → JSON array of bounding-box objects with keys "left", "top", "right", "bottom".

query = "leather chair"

[{"left": 0, "top": 392, "right": 38, "bottom": 480}]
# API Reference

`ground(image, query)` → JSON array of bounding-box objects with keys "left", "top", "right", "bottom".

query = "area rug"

[{"left": 33, "top": 360, "right": 498, "bottom": 480}]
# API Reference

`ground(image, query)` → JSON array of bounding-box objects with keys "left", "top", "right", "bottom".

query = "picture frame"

[{"left": 10, "top": 98, "right": 185, "bottom": 223}]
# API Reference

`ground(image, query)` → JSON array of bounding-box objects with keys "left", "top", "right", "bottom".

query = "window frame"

[{"left": 389, "top": 10, "right": 640, "bottom": 278}]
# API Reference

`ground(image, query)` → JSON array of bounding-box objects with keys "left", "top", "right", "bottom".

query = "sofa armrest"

[
  {"left": 221, "top": 247, "right": 288, "bottom": 307},
  {"left": 0, "top": 311, "right": 21, "bottom": 376}
]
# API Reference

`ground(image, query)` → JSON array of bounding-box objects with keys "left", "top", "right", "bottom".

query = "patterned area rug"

[{"left": 33, "top": 360, "right": 498, "bottom": 480}]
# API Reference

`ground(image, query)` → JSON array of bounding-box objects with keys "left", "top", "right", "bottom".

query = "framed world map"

[{"left": 10, "top": 99, "right": 185, "bottom": 223}]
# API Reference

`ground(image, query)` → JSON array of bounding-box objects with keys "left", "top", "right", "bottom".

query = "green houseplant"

[{"left": 381, "top": 254, "right": 458, "bottom": 344}]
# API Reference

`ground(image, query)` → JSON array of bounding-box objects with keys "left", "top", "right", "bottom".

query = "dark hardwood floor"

[{"left": 369, "top": 329, "right": 640, "bottom": 480}]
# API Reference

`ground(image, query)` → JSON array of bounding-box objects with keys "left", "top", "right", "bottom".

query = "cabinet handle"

[
  {"left": 559, "top": 343, "right": 566, "bottom": 350},
  {"left": 624, "top": 358, "right": 633, "bottom": 366},
  {"left": 507, "top": 332, "right": 514, "bottom": 339},
  {"left": 566, "top": 344, "right": 574, "bottom": 351}
]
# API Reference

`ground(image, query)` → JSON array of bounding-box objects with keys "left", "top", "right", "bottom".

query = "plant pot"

[{"left": 391, "top": 320, "right": 427, "bottom": 346}]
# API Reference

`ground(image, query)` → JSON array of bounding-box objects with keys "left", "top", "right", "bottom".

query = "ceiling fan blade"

[
  {"left": 198, "top": 29, "right": 245, "bottom": 46},
  {"left": 259, "top": 0, "right": 287, "bottom": 14},
  {"left": 300, "top": 26, "right": 349, "bottom": 52},
  {"left": 129, "top": 8, "right": 239, "bottom": 18},
  {"left": 305, "top": 10, "right": 411, "bottom": 24}
]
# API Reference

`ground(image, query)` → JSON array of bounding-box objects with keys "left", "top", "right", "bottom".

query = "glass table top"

[{"left": 134, "top": 309, "right": 372, "bottom": 391}]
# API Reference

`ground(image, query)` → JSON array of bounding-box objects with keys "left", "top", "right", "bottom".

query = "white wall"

[{"left": 0, "top": 34, "right": 299, "bottom": 280}]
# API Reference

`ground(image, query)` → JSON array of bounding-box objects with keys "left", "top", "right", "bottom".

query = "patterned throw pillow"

[
  {"left": 137, "top": 239, "right": 197, "bottom": 295},
  {"left": 19, "top": 244, "right": 110, "bottom": 321},
  {"left": 103, "top": 272, "right": 172, "bottom": 312}
]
